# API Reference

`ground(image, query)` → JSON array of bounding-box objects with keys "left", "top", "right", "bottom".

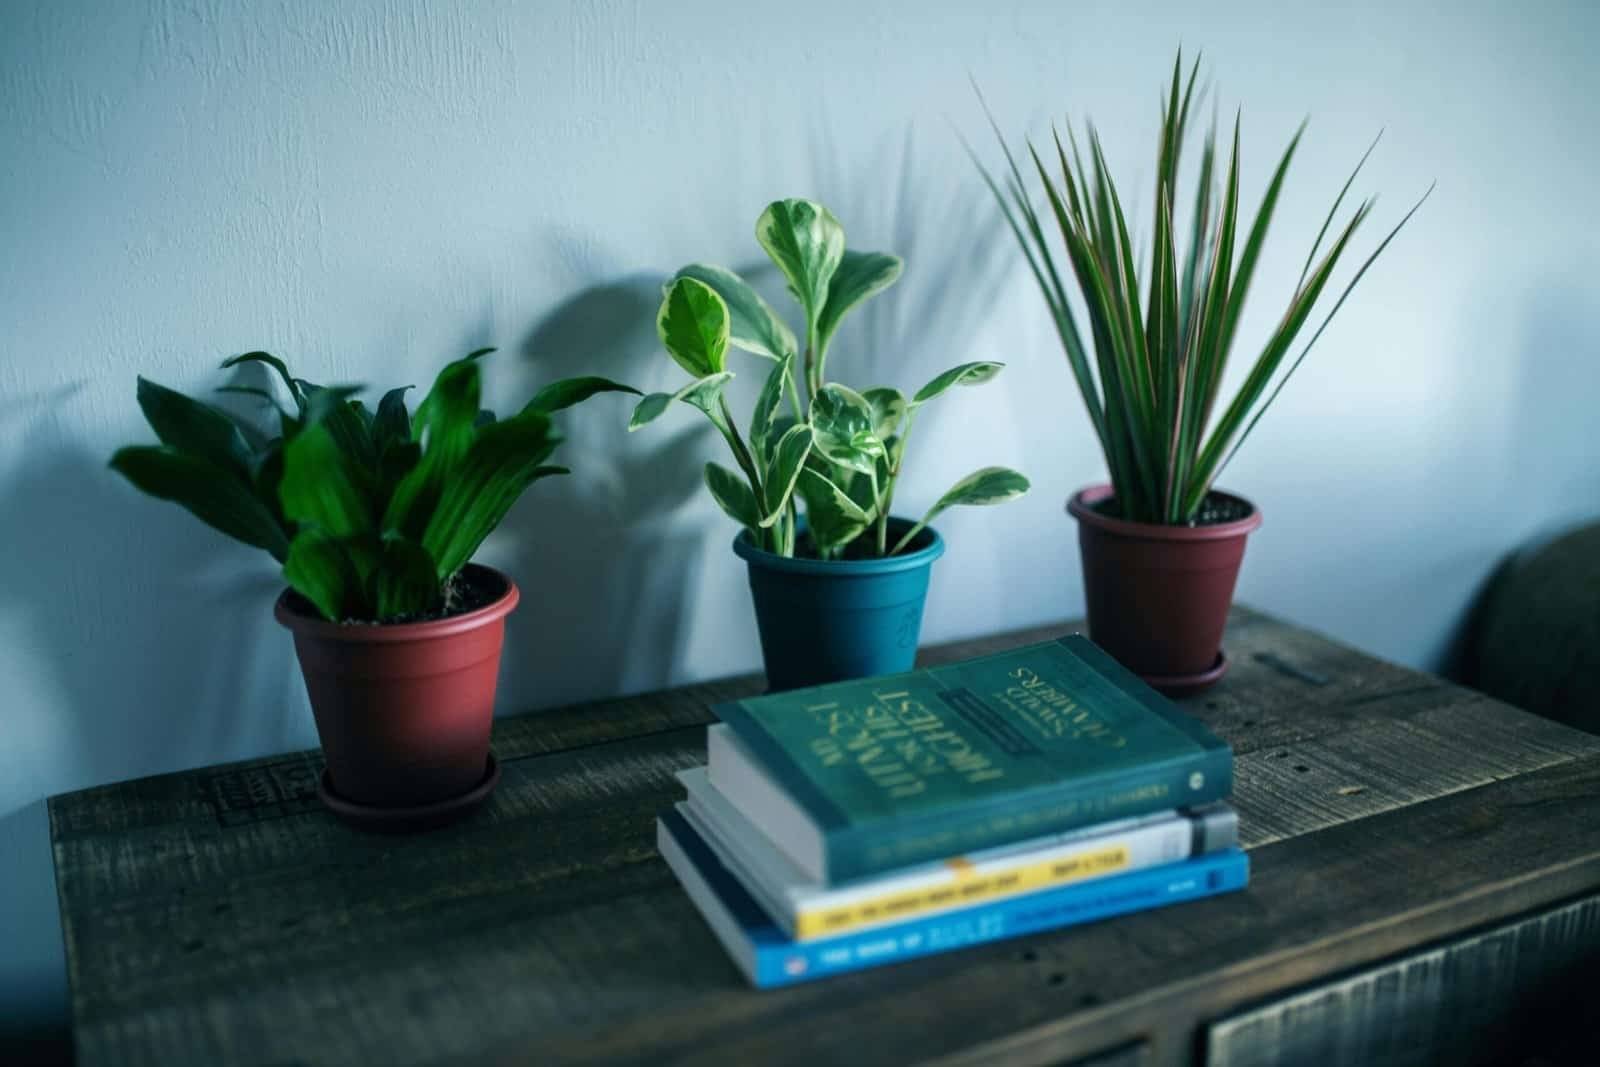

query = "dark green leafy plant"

[
  {"left": 111, "top": 349, "right": 637, "bottom": 622},
  {"left": 629, "top": 198, "right": 1030, "bottom": 560},
  {"left": 973, "top": 52, "right": 1432, "bottom": 524}
]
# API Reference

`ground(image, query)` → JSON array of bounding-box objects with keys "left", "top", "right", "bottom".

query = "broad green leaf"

[
  {"left": 627, "top": 371, "right": 735, "bottom": 432},
  {"left": 370, "top": 536, "right": 441, "bottom": 620},
  {"left": 251, "top": 437, "right": 288, "bottom": 531},
  {"left": 523, "top": 376, "right": 641, "bottom": 415},
  {"left": 475, "top": 409, "right": 497, "bottom": 428},
  {"left": 385, "top": 357, "right": 481, "bottom": 542},
  {"left": 758, "top": 423, "right": 813, "bottom": 527},
  {"left": 675, "top": 263, "right": 797, "bottom": 361},
  {"left": 373, "top": 386, "right": 413, "bottom": 453},
  {"left": 220, "top": 351, "right": 301, "bottom": 405},
  {"left": 280, "top": 423, "right": 374, "bottom": 539},
  {"left": 421, "top": 412, "right": 564, "bottom": 581},
  {"left": 411, "top": 358, "right": 480, "bottom": 457},
  {"left": 810, "top": 383, "right": 884, "bottom": 475},
  {"left": 110, "top": 445, "right": 291, "bottom": 561},
  {"left": 861, "top": 387, "right": 906, "bottom": 440},
  {"left": 796, "top": 467, "right": 870, "bottom": 554},
  {"left": 891, "top": 466, "right": 1030, "bottom": 555},
  {"left": 703, "top": 462, "right": 760, "bottom": 529},
  {"left": 911, "top": 361, "right": 1005, "bottom": 406},
  {"left": 657, "top": 276, "right": 730, "bottom": 378},
  {"left": 136, "top": 377, "right": 253, "bottom": 479},
  {"left": 282, "top": 530, "right": 357, "bottom": 622},
  {"left": 815, "top": 250, "right": 903, "bottom": 357},
  {"left": 755, "top": 199, "right": 845, "bottom": 332},
  {"left": 750, "top": 353, "right": 795, "bottom": 465},
  {"left": 300, "top": 386, "right": 377, "bottom": 473},
  {"left": 377, "top": 440, "right": 421, "bottom": 498},
  {"left": 279, "top": 384, "right": 361, "bottom": 443}
]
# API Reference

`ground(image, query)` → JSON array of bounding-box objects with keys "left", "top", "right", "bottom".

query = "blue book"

[
  {"left": 657, "top": 808, "right": 1249, "bottom": 989},
  {"left": 710, "top": 635, "right": 1232, "bottom": 882}
]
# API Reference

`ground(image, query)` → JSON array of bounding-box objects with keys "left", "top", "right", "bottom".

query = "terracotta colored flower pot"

[
  {"left": 275, "top": 563, "right": 519, "bottom": 811},
  {"left": 1067, "top": 485, "right": 1261, "bottom": 694}
]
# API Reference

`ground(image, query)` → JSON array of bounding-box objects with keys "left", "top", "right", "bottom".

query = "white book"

[{"left": 678, "top": 766, "right": 1236, "bottom": 942}]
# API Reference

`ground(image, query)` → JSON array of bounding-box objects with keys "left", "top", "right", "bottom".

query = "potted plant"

[
  {"left": 111, "top": 348, "right": 637, "bottom": 827},
  {"left": 974, "top": 52, "right": 1430, "bottom": 693},
  {"left": 629, "top": 198, "right": 1030, "bottom": 690}
]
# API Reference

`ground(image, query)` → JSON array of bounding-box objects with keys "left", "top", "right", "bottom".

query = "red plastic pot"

[
  {"left": 275, "top": 563, "right": 518, "bottom": 810},
  {"left": 1067, "top": 485, "right": 1261, "bottom": 694}
]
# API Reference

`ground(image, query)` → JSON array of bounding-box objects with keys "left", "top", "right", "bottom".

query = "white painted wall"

[{"left": 4, "top": 1, "right": 1599, "bottom": 830}]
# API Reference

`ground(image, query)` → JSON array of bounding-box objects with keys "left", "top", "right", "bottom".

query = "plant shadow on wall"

[
  {"left": 0, "top": 396, "right": 298, "bottom": 813},
  {"left": 500, "top": 270, "right": 713, "bottom": 708},
  {"left": 803, "top": 126, "right": 1017, "bottom": 421}
]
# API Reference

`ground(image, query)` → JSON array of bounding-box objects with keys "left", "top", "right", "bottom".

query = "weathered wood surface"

[
  {"left": 49, "top": 606, "right": 1600, "bottom": 1067},
  {"left": 1206, "top": 891, "right": 1600, "bottom": 1067}
]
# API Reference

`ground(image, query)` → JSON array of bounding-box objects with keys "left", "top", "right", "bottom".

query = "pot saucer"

[
  {"left": 1141, "top": 651, "right": 1229, "bottom": 698},
  {"left": 319, "top": 754, "right": 501, "bottom": 833}
]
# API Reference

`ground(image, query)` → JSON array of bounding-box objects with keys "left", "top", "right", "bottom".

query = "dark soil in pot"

[{"left": 1089, "top": 491, "right": 1254, "bottom": 527}]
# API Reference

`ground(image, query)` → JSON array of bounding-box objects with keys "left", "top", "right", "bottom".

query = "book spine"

[
  {"left": 793, "top": 814, "right": 1195, "bottom": 941},
  {"left": 827, "top": 744, "right": 1233, "bottom": 882},
  {"left": 753, "top": 848, "right": 1250, "bottom": 988}
]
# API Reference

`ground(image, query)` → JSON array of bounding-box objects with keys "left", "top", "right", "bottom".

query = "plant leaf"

[
  {"left": 384, "top": 357, "right": 481, "bottom": 542},
  {"left": 370, "top": 536, "right": 440, "bottom": 619},
  {"left": 136, "top": 377, "right": 254, "bottom": 479},
  {"left": 373, "top": 386, "right": 413, "bottom": 454},
  {"left": 279, "top": 422, "right": 374, "bottom": 539},
  {"left": 815, "top": 250, "right": 902, "bottom": 358},
  {"left": 759, "top": 423, "right": 813, "bottom": 527},
  {"left": 674, "top": 263, "right": 797, "bottom": 361},
  {"left": 755, "top": 199, "right": 845, "bottom": 334},
  {"left": 282, "top": 530, "right": 359, "bottom": 621},
  {"left": 523, "top": 376, "right": 641, "bottom": 415},
  {"left": 300, "top": 386, "right": 377, "bottom": 474},
  {"left": 796, "top": 467, "right": 870, "bottom": 554},
  {"left": 627, "top": 371, "right": 735, "bottom": 432},
  {"left": 749, "top": 352, "right": 795, "bottom": 465},
  {"left": 658, "top": 276, "right": 730, "bottom": 379},
  {"left": 810, "top": 383, "right": 885, "bottom": 475},
  {"left": 110, "top": 445, "right": 291, "bottom": 561},
  {"left": 703, "top": 462, "right": 760, "bottom": 529},
  {"left": 861, "top": 387, "right": 906, "bottom": 440},
  {"left": 892, "top": 466, "right": 1030, "bottom": 555},
  {"left": 911, "top": 361, "right": 1005, "bottom": 406},
  {"left": 421, "top": 411, "right": 564, "bottom": 581}
]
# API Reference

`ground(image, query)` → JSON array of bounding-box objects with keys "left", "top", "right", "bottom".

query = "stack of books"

[{"left": 658, "top": 635, "right": 1248, "bottom": 988}]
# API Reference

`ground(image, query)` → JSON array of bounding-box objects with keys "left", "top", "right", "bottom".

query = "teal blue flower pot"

[{"left": 733, "top": 517, "right": 945, "bottom": 692}]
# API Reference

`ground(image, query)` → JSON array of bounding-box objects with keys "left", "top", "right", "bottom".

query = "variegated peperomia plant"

[
  {"left": 111, "top": 349, "right": 637, "bottom": 622},
  {"left": 629, "top": 198, "right": 1030, "bottom": 560}
]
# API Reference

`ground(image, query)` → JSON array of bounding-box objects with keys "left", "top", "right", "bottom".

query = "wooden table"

[{"left": 48, "top": 607, "right": 1600, "bottom": 1066}]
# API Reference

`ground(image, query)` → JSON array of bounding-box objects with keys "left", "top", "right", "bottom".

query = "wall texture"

[{"left": 2, "top": 3, "right": 1597, "bottom": 1016}]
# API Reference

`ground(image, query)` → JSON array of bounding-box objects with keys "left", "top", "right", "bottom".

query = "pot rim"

[
  {"left": 732, "top": 515, "right": 946, "bottom": 577},
  {"left": 274, "top": 562, "right": 520, "bottom": 643},
  {"left": 1067, "top": 483, "right": 1262, "bottom": 543}
]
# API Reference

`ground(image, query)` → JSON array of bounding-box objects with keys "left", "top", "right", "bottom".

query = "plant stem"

[
  {"left": 715, "top": 395, "right": 765, "bottom": 514},
  {"left": 879, "top": 412, "right": 915, "bottom": 554}
]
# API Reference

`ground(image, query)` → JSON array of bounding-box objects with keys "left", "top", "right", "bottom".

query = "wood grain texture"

[
  {"left": 48, "top": 607, "right": 1600, "bottom": 1067},
  {"left": 1206, "top": 892, "right": 1600, "bottom": 1067}
]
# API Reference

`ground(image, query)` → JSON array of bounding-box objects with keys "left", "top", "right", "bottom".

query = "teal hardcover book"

[{"left": 709, "top": 635, "right": 1232, "bottom": 883}]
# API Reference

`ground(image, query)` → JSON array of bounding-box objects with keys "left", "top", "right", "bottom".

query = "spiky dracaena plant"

[
  {"left": 629, "top": 198, "right": 1030, "bottom": 560},
  {"left": 110, "top": 349, "right": 637, "bottom": 621},
  {"left": 974, "top": 52, "right": 1431, "bottom": 525}
]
